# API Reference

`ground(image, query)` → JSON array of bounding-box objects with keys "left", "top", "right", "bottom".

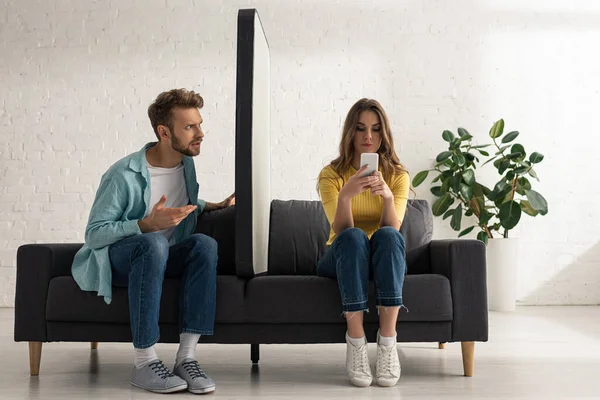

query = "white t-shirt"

[{"left": 145, "top": 161, "right": 189, "bottom": 244}]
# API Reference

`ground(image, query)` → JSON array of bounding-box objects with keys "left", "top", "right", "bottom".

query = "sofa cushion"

[
  {"left": 46, "top": 275, "right": 246, "bottom": 324},
  {"left": 195, "top": 205, "right": 236, "bottom": 275},
  {"left": 268, "top": 199, "right": 433, "bottom": 275},
  {"left": 244, "top": 274, "right": 452, "bottom": 323}
]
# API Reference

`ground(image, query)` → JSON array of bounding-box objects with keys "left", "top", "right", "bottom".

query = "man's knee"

[
  {"left": 135, "top": 233, "right": 170, "bottom": 260},
  {"left": 188, "top": 234, "right": 218, "bottom": 265}
]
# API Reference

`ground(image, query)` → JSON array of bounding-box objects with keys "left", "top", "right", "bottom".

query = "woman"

[{"left": 317, "top": 98, "right": 410, "bottom": 387}]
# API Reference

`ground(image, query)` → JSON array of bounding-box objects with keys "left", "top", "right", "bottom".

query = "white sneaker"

[
  {"left": 345, "top": 333, "right": 372, "bottom": 387},
  {"left": 375, "top": 331, "right": 401, "bottom": 387}
]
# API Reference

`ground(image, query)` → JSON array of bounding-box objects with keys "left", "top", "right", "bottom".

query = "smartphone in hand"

[{"left": 358, "top": 153, "right": 379, "bottom": 178}]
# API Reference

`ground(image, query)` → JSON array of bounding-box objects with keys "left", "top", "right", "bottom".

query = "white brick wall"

[{"left": 1, "top": 0, "right": 599, "bottom": 306}]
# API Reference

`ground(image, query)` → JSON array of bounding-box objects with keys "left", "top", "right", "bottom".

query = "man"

[{"left": 72, "top": 88, "right": 234, "bottom": 394}]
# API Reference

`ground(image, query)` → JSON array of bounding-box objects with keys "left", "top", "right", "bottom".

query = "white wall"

[{"left": 1, "top": 0, "right": 599, "bottom": 306}]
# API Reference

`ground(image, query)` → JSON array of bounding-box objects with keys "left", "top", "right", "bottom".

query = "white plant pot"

[{"left": 486, "top": 237, "right": 518, "bottom": 311}]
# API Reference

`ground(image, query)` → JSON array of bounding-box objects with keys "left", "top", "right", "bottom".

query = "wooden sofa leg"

[
  {"left": 438, "top": 342, "right": 446, "bottom": 349},
  {"left": 29, "top": 342, "right": 42, "bottom": 376},
  {"left": 91, "top": 342, "right": 98, "bottom": 350},
  {"left": 461, "top": 341, "right": 475, "bottom": 377}
]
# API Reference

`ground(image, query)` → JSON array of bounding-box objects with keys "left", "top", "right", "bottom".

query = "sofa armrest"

[
  {"left": 429, "top": 239, "right": 488, "bottom": 342},
  {"left": 14, "top": 243, "right": 83, "bottom": 342}
]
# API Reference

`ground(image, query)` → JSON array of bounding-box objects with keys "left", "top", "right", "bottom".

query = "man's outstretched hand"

[{"left": 138, "top": 195, "right": 197, "bottom": 233}]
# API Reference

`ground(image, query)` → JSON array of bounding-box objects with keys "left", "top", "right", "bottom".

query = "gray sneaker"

[
  {"left": 131, "top": 360, "right": 188, "bottom": 394},
  {"left": 174, "top": 358, "right": 216, "bottom": 394}
]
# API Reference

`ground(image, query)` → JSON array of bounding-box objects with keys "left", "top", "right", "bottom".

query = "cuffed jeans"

[
  {"left": 317, "top": 227, "right": 406, "bottom": 313},
  {"left": 109, "top": 232, "right": 217, "bottom": 348}
]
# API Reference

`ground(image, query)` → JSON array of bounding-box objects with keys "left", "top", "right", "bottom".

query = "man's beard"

[{"left": 171, "top": 134, "right": 200, "bottom": 157}]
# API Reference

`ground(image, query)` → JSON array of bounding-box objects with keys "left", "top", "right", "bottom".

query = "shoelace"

[
  {"left": 378, "top": 346, "right": 398, "bottom": 376},
  {"left": 182, "top": 360, "right": 208, "bottom": 379},
  {"left": 352, "top": 345, "right": 370, "bottom": 375},
  {"left": 149, "top": 361, "right": 175, "bottom": 379}
]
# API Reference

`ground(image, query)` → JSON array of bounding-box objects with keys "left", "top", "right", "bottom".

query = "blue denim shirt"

[{"left": 71, "top": 142, "right": 206, "bottom": 304}]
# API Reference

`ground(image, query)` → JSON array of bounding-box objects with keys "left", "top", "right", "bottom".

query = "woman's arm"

[
  {"left": 320, "top": 166, "right": 378, "bottom": 235},
  {"left": 371, "top": 171, "right": 409, "bottom": 230},
  {"left": 379, "top": 196, "right": 400, "bottom": 230}
]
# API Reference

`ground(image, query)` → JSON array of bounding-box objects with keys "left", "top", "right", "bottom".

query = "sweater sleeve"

[
  {"left": 391, "top": 171, "right": 410, "bottom": 225},
  {"left": 318, "top": 167, "right": 342, "bottom": 227}
]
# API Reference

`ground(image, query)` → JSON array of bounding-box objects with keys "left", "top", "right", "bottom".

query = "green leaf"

[
  {"left": 511, "top": 144, "right": 526, "bottom": 160},
  {"left": 482, "top": 155, "right": 499, "bottom": 167},
  {"left": 458, "top": 225, "right": 477, "bottom": 237},
  {"left": 506, "top": 171, "right": 515, "bottom": 182},
  {"left": 443, "top": 209, "right": 454, "bottom": 220},
  {"left": 529, "top": 167, "right": 540, "bottom": 181},
  {"left": 471, "top": 144, "right": 491, "bottom": 149},
  {"left": 460, "top": 134, "right": 473, "bottom": 141},
  {"left": 517, "top": 176, "right": 531, "bottom": 190},
  {"left": 451, "top": 138, "right": 461, "bottom": 149},
  {"left": 489, "top": 180, "right": 510, "bottom": 201},
  {"left": 520, "top": 200, "right": 539, "bottom": 217},
  {"left": 476, "top": 149, "right": 490, "bottom": 156},
  {"left": 462, "top": 169, "right": 475, "bottom": 185},
  {"left": 432, "top": 193, "right": 454, "bottom": 216},
  {"left": 489, "top": 119, "right": 505, "bottom": 139},
  {"left": 440, "top": 178, "right": 451, "bottom": 194},
  {"left": 460, "top": 183, "right": 474, "bottom": 201},
  {"left": 501, "top": 131, "right": 520, "bottom": 143},
  {"left": 432, "top": 174, "right": 442, "bottom": 183},
  {"left": 458, "top": 127, "right": 470, "bottom": 137},
  {"left": 506, "top": 152, "right": 523, "bottom": 160},
  {"left": 435, "top": 158, "right": 453, "bottom": 168},
  {"left": 436, "top": 151, "right": 453, "bottom": 162},
  {"left": 495, "top": 145, "right": 511, "bottom": 155},
  {"left": 452, "top": 175, "right": 462, "bottom": 192},
  {"left": 477, "top": 231, "right": 489, "bottom": 245},
  {"left": 464, "top": 152, "right": 476, "bottom": 162},
  {"left": 479, "top": 209, "right": 493, "bottom": 225},
  {"left": 453, "top": 153, "right": 466, "bottom": 166},
  {"left": 450, "top": 205, "right": 463, "bottom": 231},
  {"left": 497, "top": 160, "right": 510, "bottom": 175},
  {"left": 459, "top": 226, "right": 476, "bottom": 237},
  {"left": 465, "top": 209, "right": 474, "bottom": 217},
  {"left": 442, "top": 130, "right": 455, "bottom": 142},
  {"left": 530, "top": 152, "right": 544, "bottom": 163},
  {"left": 430, "top": 186, "right": 443, "bottom": 197},
  {"left": 525, "top": 189, "right": 548, "bottom": 215},
  {"left": 499, "top": 200, "right": 522, "bottom": 230},
  {"left": 412, "top": 170, "right": 429, "bottom": 187},
  {"left": 514, "top": 166, "right": 529, "bottom": 174}
]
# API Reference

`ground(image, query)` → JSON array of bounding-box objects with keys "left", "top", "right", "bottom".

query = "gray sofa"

[{"left": 14, "top": 198, "right": 488, "bottom": 377}]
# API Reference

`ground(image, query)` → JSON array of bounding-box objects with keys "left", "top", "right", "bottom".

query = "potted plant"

[{"left": 412, "top": 119, "right": 548, "bottom": 311}]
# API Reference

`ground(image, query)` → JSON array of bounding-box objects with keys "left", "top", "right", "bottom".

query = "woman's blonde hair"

[{"left": 318, "top": 98, "right": 408, "bottom": 191}]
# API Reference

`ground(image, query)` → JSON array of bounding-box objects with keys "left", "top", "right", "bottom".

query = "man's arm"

[
  {"left": 84, "top": 177, "right": 141, "bottom": 249},
  {"left": 201, "top": 192, "right": 235, "bottom": 212}
]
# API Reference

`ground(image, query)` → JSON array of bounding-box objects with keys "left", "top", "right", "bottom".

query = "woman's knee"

[
  {"left": 372, "top": 226, "right": 405, "bottom": 248},
  {"left": 337, "top": 227, "right": 369, "bottom": 246}
]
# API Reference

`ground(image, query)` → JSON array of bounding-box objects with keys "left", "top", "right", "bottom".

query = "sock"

[
  {"left": 346, "top": 331, "right": 366, "bottom": 347},
  {"left": 134, "top": 345, "right": 159, "bottom": 369},
  {"left": 378, "top": 331, "right": 397, "bottom": 347},
  {"left": 176, "top": 333, "right": 201, "bottom": 366}
]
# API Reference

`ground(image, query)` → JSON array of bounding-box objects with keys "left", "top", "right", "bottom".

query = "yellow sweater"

[{"left": 318, "top": 165, "right": 410, "bottom": 246}]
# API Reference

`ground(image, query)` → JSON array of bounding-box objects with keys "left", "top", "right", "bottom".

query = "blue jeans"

[
  {"left": 109, "top": 232, "right": 217, "bottom": 349},
  {"left": 317, "top": 227, "right": 406, "bottom": 313}
]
